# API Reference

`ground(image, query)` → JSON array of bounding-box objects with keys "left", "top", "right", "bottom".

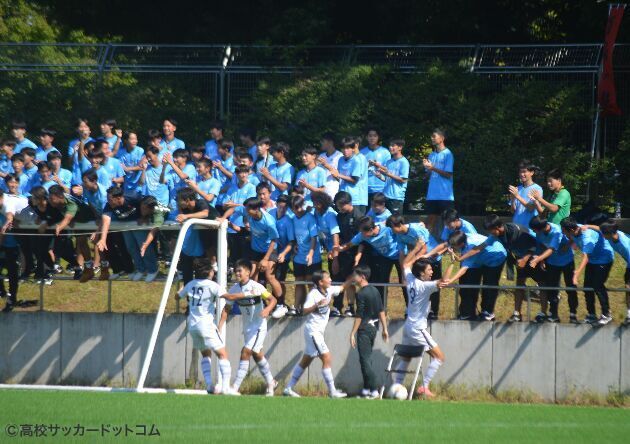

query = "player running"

[
  {"left": 220, "top": 259, "right": 278, "bottom": 396},
  {"left": 283, "top": 270, "right": 352, "bottom": 398},
  {"left": 394, "top": 250, "right": 451, "bottom": 398},
  {"left": 175, "top": 258, "right": 233, "bottom": 395}
]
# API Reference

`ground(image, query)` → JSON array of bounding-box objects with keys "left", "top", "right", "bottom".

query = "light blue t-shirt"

[
  {"left": 338, "top": 154, "right": 368, "bottom": 206},
  {"left": 100, "top": 135, "right": 120, "bottom": 157},
  {"left": 267, "top": 161, "right": 294, "bottom": 200},
  {"left": 159, "top": 137, "right": 185, "bottom": 154},
  {"left": 225, "top": 182, "right": 257, "bottom": 233},
  {"left": 366, "top": 207, "right": 392, "bottom": 224},
  {"left": 513, "top": 183, "right": 543, "bottom": 227},
  {"left": 51, "top": 169, "right": 72, "bottom": 190},
  {"left": 573, "top": 225, "right": 614, "bottom": 265},
  {"left": 35, "top": 146, "right": 60, "bottom": 163},
  {"left": 290, "top": 211, "right": 322, "bottom": 265},
  {"left": 247, "top": 209, "right": 279, "bottom": 253},
  {"left": 143, "top": 164, "right": 169, "bottom": 206},
  {"left": 94, "top": 167, "right": 113, "bottom": 189},
  {"left": 610, "top": 231, "right": 630, "bottom": 266},
  {"left": 269, "top": 208, "right": 293, "bottom": 258},
  {"left": 315, "top": 207, "right": 340, "bottom": 251},
  {"left": 14, "top": 138, "right": 38, "bottom": 154},
  {"left": 535, "top": 223, "right": 574, "bottom": 267},
  {"left": 248, "top": 144, "right": 258, "bottom": 164},
  {"left": 295, "top": 166, "right": 327, "bottom": 203},
  {"left": 441, "top": 218, "right": 478, "bottom": 242},
  {"left": 68, "top": 137, "right": 95, "bottom": 185},
  {"left": 119, "top": 146, "right": 145, "bottom": 194},
  {"left": 213, "top": 156, "right": 235, "bottom": 206},
  {"left": 254, "top": 153, "right": 276, "bottom": 180},
  {"left": 461, "top": 233, "right": 507, "bottom": 268},
  {"left": 0, "top": 155, "right": 13, "bottom": 176},
  {"left": 361, "top": 146, "right": 391, "bottom": 194},
  {"left": 426, "top": 148, "right": 454, "bottom": 201},
  {"left": 196, "top": 176, "right": 221, "bottom": 207},
  {"left": 205, "top": 139, "right": 220, "bottom": 160},
  {"left": 83, "top": 183, "right": 108, "bottom": 216},
  {"left": 101, "top": 157, "right": 125, "bottom": 183},
  {"left": 383, "top": 156, "right": 410, "bottom": 201},
  {"left": 24, "top": 165, "right": 38, "bottom": 180},
  {"left": 166, "top": 208, "right": 205, "bottom": 257},
  {"left": 166, "top": 163, "right": 196, "bottom": 210},
  {"left": 395, "top": 223, "right": 430, "bottom": 254},
  {"left": 351, "top": 224, "right": 398, "bottom": 260}
]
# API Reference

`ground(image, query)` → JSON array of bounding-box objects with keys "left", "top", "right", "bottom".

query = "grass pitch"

[{"left": 1, "top": 389, "right": 628, "bottom": 443}]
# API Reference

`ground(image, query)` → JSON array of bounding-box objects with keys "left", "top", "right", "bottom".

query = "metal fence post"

[
  {"left": 454, "top": 287, "right": 459, "bottom": 319},
  {"left": 525, "top": 287, "right": 531, "bottom": 322},
  {"left": 39, "top": 280, "right": 45, "bottom": 311},
  {"left": 107, "top": 280, "right": 112, "bottom": 313},
  {"left": 383, "top": 285, "right": 388, "bottom": 312}
]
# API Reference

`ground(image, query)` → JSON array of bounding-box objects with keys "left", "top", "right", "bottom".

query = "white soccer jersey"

[
  {"left": 319, "top": 151, "right": 342, "bottom": 199},
  {"left": 304, "top": 286, "right": 342, "bottom": 334},
  {"left": 228, "top": 280, "right": 268, "bottom": 332},
  {"left": 404, "top": 269, "right": 438, "bottom": 333},
  {"left": 178, "top": 279, "right": 226, "bottom": 327}
]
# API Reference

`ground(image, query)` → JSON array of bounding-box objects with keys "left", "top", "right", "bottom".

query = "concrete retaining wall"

[{"left": 0, "top": 312, "right": 628, "bottom": 399}]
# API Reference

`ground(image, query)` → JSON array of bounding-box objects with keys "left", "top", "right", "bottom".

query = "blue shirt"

[
  {"left": 426, "top": 148, "right": 454, "bottom": 201},
  {"left": 196, "top": 176, "right": 221, "bottom": 207},
  {"left": 267, "top": 161, "right": 294, "bottom": 200},
  {"left": 535, "top": 223, "right": 574, "bottom": 267},
  {"left": 269, "top": 208, "right": 293, "bottom": 258},
  {"left": 225, "top": 182, "right": 257, "bottom": 233},
  {"left": 315, "top": 207, "right": 340, "bottom": 251},
  {"left": 248, "top": 144, "right": 258, "bottom": 164},
  {"left": 166, "top": 163, "right": 196, "bottom": 209},
  {"left": 0, "top": 212, "right": 17, "bottom": 248},
  {"left": 427, "top": 233, "right": 443, "bottom": 263},
  {"left": 395, "top": 223, "right": 430, "bottom": 254},
  {"left": 513, "top": 183, "right": 543, "bottom": 227},
  {"left": 67, "top": 137, "right": 95, "bottom": 157},
  {"left": 101, "top": 157, "right": 124, "bottom": 183},
  {"left": 167, "top": 208, "right": 205, "bottom": 257},
  {"left": 93, "top": 167, "right": 113, "bottom": 189},
  {"left": 383, "top": 156, "right": 410, "bottom": 201},
  {"left": 99, "top": 135, "right": 120, "bottom": 157},
  {"left": 24, "top": 165, "right": 38, "bottom": 180},
  {"left": 290, "top": 211, "right": 321, "bottom": 265},
  {"left": 441, "top": 218, "right": 478, "bottom": 242},
  {"left": 338, "top": 154, "right": 368, "bottom": 206},
  {"left": 247, "top": 209, "right": 279, "bottom": 253},
  {"left": 68, "top": 137, "right": 95, "bottom": 185},
  {"left": 610, "top": 231, "right": 630, "bottom": 266},
  {"left": 143, "top": 164, "right": 169, "bottom": 206},
  {"left": 52, "top": 169, "right": 72, "bottom": 190},
  {"left": 119, "top": 146, "right": 145, "bottom": 194},
  {"left": 83, "top": 183, "right": 108, "bottom": 216},
  {"left": 8, "top": 172, "right": 30, "bottom": 196},
  {"left": 14, "top": 138, "right": 37, "bottom": 153},
  {"left": 35, "top": 146, "right": 60, "bottom": 163},
  {"left": 351, "top": 224, "right": 399, "bottom": 260},
  {"left": 295, "top": 166, "right": 326, "bottom": 203},
  {"left": 461, "top": 233, "right": 507, "bottom": 268},
  {"left": 361, "top": 146, "right": 391, "bottom": 194},
  {"left": 366, "top": 207, "right": 392, "bottom": 224},
  {"left": 213, "top": 156, "right": 235, "bottom": 206},
  {"left": 0, "top": 155, "right": 13, "bottom": 176},
  {"left": 254, "top": 153, "right": 276, "bottom": 180},
  {"left": 573, "top": 225, "right": 614, "bottom": 265},
  {"left": 159, "top": 137, "right": 185, "bottom": 154}
]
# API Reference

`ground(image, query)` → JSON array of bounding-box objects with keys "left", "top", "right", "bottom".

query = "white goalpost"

[{"left": 0, "top": 218, "right": 228, "bottom": 396}]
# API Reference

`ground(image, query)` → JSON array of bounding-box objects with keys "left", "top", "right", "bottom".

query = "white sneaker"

[
  {"left": 329, "top": 390, "right": 347, "bottom": 399},
  {"left": 130, "top": 271, "right": 144, "bottom": 281},
  {"left": 266, "top": 380, "right": 278, "bottom": 397},
  {"left": 225, "top": 386, "right": 241, "bottom": 396},
  {"left": 109, "top": 273, "right": 122, "bottom": 281},
  {"left": 283, "top": 387, "right": 300, "bottom": 397},
  {"left": 272, "top": 305, "right": 288, "bottom": 319},
  {"left": 145, "top": 271, "right": 159, "bottom": 283}
]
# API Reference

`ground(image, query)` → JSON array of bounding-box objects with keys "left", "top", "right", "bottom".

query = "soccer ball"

[{"left": 387, "top": 383, "right": 408, "bottom": 400}]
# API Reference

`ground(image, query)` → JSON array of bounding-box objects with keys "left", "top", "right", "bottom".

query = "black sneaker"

[
  {"left": 480, "top": 311, "right": 495, "bottom": 321},
  {"left": 584, "top": 314, "right": 598, "bottom": 324},
  {"left": 287, "top": 306, "right": 298, "bottom": 316},
  {"left": 457, "top": 315, "right": 473, "bottom": 321},
  {"left": 329, "top": 307, "right": 341, "bottom": 318},
  {"left": 546, "top": 315, "right": 560, "bottom": 323},
  {"left": 343, "top": 308, "right": 354, "bottom": 317},
  {"left": 569, "top": 314, "right": 580, "bottom": 324},
  {"left": 508, "top": 311, "right": 521, "bottom": 323},
  {"left": 428, "top": 312, "right": 438, "bottom": 321},
  {"left": 595, "top": 314, "right": 612, "bottom": 327},
  {"left": 73, "top": 267, "right": 83, "bottom": 280},
  {"left": 2, "top": 302, "right": 14, "bottom": 312},
  {"left": 534, "top": 312, "right": 547, "bottom": 323}
]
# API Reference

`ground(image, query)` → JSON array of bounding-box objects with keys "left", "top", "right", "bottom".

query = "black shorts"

[
  {"left": 247, "top": 249, "right": 278, "bottom": 263},
  {"left": 331, "top": 250, "right": 357, "bottom": 281},
  {"left": 625, "top": 267, "right": 630, "bottom": 286},
  {"left": 516, "top": 258, "right": 546, "bottom": 285},
  {"left": 275, "top": 259, "right": 290, "bottom": 281},
  {"left": 425, "top": 199, "right": 454, "bottom": 215},
  {"left": 293, "top": 261, "right": 322, "bottom": 277}
]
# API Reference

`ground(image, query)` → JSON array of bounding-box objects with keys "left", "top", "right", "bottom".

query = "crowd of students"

[{"left": 0, "top": 119, "right": 628, "bottom": 328}]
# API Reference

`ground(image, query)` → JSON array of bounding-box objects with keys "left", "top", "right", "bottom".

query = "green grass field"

[{"left": 0, "top": 389, "right": 628, "bottom": 443}]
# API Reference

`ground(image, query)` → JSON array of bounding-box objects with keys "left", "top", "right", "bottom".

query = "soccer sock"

[
  {"left": 322, "top": 367, "right": 337, "bottom": 394},
  {"left": 256, "top": 357, "right": 274, "bottom": 385},
  {"left": 287, "top": 364, "right": 305, "bottom": 389},
  {"left": 232, "top": 360, "right": 249, "bottom": 390},
  {"left": 393, "top": 360, "right": 409, "bottom": 385},
  {"left": 218, "top": 359, "right": 231, "bottom": 393},
  {"left": 85, "top": 260, "right": 93, "bottom": 268},
  {"left": 627, "top": 308, "right": 630, "bottom": 318},
  {"left": 423, "top": 358, "right": 443, "bottom": 388},
  {"left": 201, "top": 356, "right": 212, "bottom": 391}
]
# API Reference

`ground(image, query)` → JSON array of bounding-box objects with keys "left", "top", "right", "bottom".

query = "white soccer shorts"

[
  {"left": 402, "top": 327, "right": 437, "bottom": 351},
  {"left": 189, "top": 322, "right": 224, "bottom": 352},
  {"left": 243, "top": 322, "right": 268, "bottom": 353},
  {"left": 304, "top": 330, "right": 330, "bottom": 357}
]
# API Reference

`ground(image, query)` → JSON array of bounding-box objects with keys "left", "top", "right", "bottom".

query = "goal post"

[{"left": 136, "top": 218, "right": 228, "bottom": 392}]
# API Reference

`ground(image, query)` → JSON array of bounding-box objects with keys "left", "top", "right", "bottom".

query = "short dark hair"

[
  {"left": 518, "top": 159, "right": 536, "bottom": 172},
  {"left": 219, "top": 139, "right": 233, "bottom": 152},
  {"left": 311, "top": 191, "right": 332, "bottom": 209},
  {"left": 40, "top": 128, "right": 56, "bottom": 138},
  {"left": 76, "top": 118, "right": 89, "bottom": 128},
  {"left": 30, "top": 186, "right": 48, "bottom": 200},
  {"left": 483, "top": 214, "right": 504, "bottom": 231},
  {"left": 528, "top": 216, "right": 548, "bottom": 231},
  {"left": 448, "top": 230, "right": 467, "bottom": 248},
  {"left": 386, "top": 214, "right": 405, "bottom": 228},
  {"left": 11, "top": 120, "right": 27, "bottom": 130},
  {"left": 433, "top": 128, "right": 446, "bottom": 139},
  {"left": 21, "top": 147, "right": 36, "bottom": 158},
  {"left": 1, "top": 139, "right": 16, "bottom": 149},
  {"left": 334, "top": 191, "right": 352, "bottom": 208},
  {"left": 272, "top": 142, "right": 290, "bottom": 157},
  {"left": 547, "top": 168, "right": 563, "bottom": 181},
  {"left": 101, "top": 118, "right": 117, "bottom": 128},
  {"left": 210, "top": 120, "right": 224, "bottom": 132},
  {"left": 239, "top": 127, "right": 257, "bottom": 140},
  {"left": 257, "top": 136, "right": 271, "bottom": 146},
  {"left": 365, "top": 127, "right": 380, "bottom": 137},
  {"left": 172, "top": 148, "right": 189, "bottom": 160},
  {"left": 442, "top": 208, "right": 460, "bottom": 224},
  {"left": 560, "top": 217, "right": 578, "bottom": 232},
  {"left": 193, "top": 257, "right": 213, "bottom": 277},
  {"left": 163, "top": 117, "right": 178, "bottom": 126},
  {"left": 291, "top": 195, "right": 305, "bottom": 210},
  {"left": 234, "top": 259, "right": 253, "bottom": 272},
  {"left": 196, "top": 157, "right": 212, "bottom": 169},
  {"left": 599, "top": 219, "right": 619, "bottom": 235},
  {"left": 353, "top": 264, "right": 371, "bottom": 281},
  {"left": 411, "top": 259, "right": 432, "bottom": 279},
  {"left": 390, "top": 138, "right": 405, "bottom": 148},
  {"left": 147, "top": 129, "right": 161, "bottom": 140},
  {"left": 190, "top": 145, "right": 205, "bottom": 154},
  {"left": 341, "top": 136, "right": 357, "bottom": 149},
  {"left": 11, "top": 153, "right": 24, "bottom": 163},
  {"left": 82, "top": 168, "right": 98, "bottom": 183},
  {"left": 140, "top": 195, "right": 158, "bottom": 209},
  {"left": 276, "top": 195, "right": 290, "bottom": 206},
  {"left": 302, "top": 146, "right": 319, "bottom": 157},
  {"left": 47, "top": 185, "right": 65, "bottom": 198},
  {"left": 358, "top": 216, "right": 376, "bottom": 232},
  {"left": 321, "top": 132, "right": 336, "bottom": 144},
  {"left": 88, "top": 149, "right": 105, "bottom": 159},
  {"left": 107, "top": 186, "right": 124, "bottom": 198},
  {"left": 235, "top": 165, "right": 250, "bottom": 175},
  {"left": 256, "top": 182, "right": 271, "bottom": 194},
  {"left": 311, "top": 270, "right": 330, "bottom": 287},
  {"left": 94, "top": 140, "right": 109, "bottom": 151},
  {"left": 244, "top": 197, "right": 263, "bottom": 210},
  {"left": 237, "top": 152, "right": 254, "bottom": 163},
  {"left": 371, "top": 192, "right": 386, "bottom": 207},
  {"left": 46, "top": 150, "right": 62, "bottom": 161},
  {"left": 176, "top": 187, "right": 197, "bottom": 202},
  {"left": 37, "top": 162, "right": 50, "bottom": 172},
  {"left": 4, "top": 173, "right": 19, "bottom": 185},
  {"left": 146, "top": 145, "right": 160, "bottom": 156}
]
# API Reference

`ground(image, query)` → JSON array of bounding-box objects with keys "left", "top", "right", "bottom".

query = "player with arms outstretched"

[
  {"left": 283, "top": 270, "right": 352, "bottom": 398},
  {"left": 175, "top": 258, "right": 233, "bottom": 395},
  {"left": 220, "top": 259, "right": 278, "bottom": 396}
]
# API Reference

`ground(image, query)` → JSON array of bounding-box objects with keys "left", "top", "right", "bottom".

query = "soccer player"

[
  {"left": 46, "top": 151, "right": 72, "bottom": 193},
  {"left": 21, "top": 147, "right": 38, "bottom": 182},
  {"left": 239, "top": 128, "right": 258, "bottom": 163},
  {"left": 312, "top": 190, "right": 340, "bottom": 280},
  {"left": 425, "top": 208, "right": 478, "bottom": 257},
  {"left": 283, "top": 270, "right": 350, "bottom": 398},
  {"left": 99, "top": 119, "right": 121, "bottom": 157},
  {"left": 259, "top": 143, "right": 294, "bottom": 200},
  {"left": 254, "top": 136, "right": 275, "bottom": 177},
  {"left": 361, "top": 128, "right": 391, "bottom": 204},
  {"left": 212, "top": 139, "right": 235, "bottom": 209},
  {"left": 508, "top": 160, "right": 543, "bottom": 227},
  {"left": 220, "top": 259, "right": 277, "bottom": 396},
  {"left": 269, "top": 195, "right": 294, "bottom": 318},
  {"left": 374, "top": 138, "right": 409, "bottom": 215},
  {"left": 11, "top": 120, "right": 38, "bottom": 153},
  {"left": 119, "top": 131, "right": 145, "bottom": 198},
  {"left": 295, "top": 146, "right": 326, "bottom": 204},
  {"left": 423, "top": 128, "right": 454, "bottom": 231},
  {"left": 394, "top": 252, "right": 450, "bottom": 398},
  {"left": 68, "top": 118, "right": 95, "bottom": 185},
  {"left": 0, "top": 189, "right": 22, "bottom": 312},
  {"left": 366, "top": 192, "right": 392, "bottom": 224},
  {"left": 444, "top": 231, "right": 507, "bottom": 321},
  {"left": 160, "top": 117, "right": 186, "bottom": 153},
  {"left": 331, "top": 136, "right": 368, "bottom": 216},
  {"left": 176, "top": 258, "right": 233, "bottom": 395},
  {"left": 598, "top": 220, "right": 630, "bottom": 325},
  {"left": 140, "top": 146, "right": 170, "bottom": 207},
  {"left": 528, "top": 216, "right": 577, "bottom": 323},
  {"left": 317, "top": 132, "right": 343, "bottom": 200},
  {"left": 205, "top": 120, "right": 225, "bottom": 160},
  {"left": 561, "top": 217, "right": 614, "bottom": 326},
  {"left": 35, "top": 128, "right": 60, "bottom": 163},
  {"left": 186, "top": 158, "right": 220, "bottom": 209},
  {"left": 349, "top": 265, "right": 389, "bottom": 399},
  {"left": 529, "top": 169, "right": 571, "bottom": 225},
  {"left": 9, "top": 154, "right": 31, "bottom": 196},
  {"left": 161, "top": 150, "right": 196, "bottom": 210}
]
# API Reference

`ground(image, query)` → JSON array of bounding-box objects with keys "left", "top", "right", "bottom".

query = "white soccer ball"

[{"left": 387, "top": 383, "right": 408, "bottom": 400}]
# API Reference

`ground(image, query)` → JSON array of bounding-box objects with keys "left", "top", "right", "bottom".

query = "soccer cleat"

[
  {"left": 569, "top": 314, "right": 580, "bottom": 324},
  {"left": 329, "top": 390, "right": 347, "bottom": 399},
  {"left": 546, "top": 315, "right": 560, "bottom": 323},
  {"left": 79, "top": 267, "right": 95, "bottom": 283},
  {"left": 283, "top": 387, "right": 300, "bottom": 397},
  {"left": 343, "top": 308, "right": 355, "bottom": 317},
  {"left": 130, "top": 271, "right": 144, "bottom": 281},
  {"left": 145, "top": 271, "right": 159, "bottom": 283},
  {"left": 271, "top": 304, "right": 288, "bottom": 319},
  {"left": 534, "top": 312, "right": 547, "bottom": 324},
  {"left": 53, "top": 264, "right": 63, "bottom": 274},
  {"left": 73, "top": 267, "right": 83, "bottom": 280},
  {"left": 360, "top": 388, "right": 370, "bottom": 398},
  {"left": 286, "top": 306, "right": 298, "bottom": 316},
  {"left": 508, "top": 311, "right": 521, "bottom": 323},
  {"left": 584, "top": 314, "right": 598, "bottom": 324},
  {"left": 99, "top": 267, "right": 110, "bottom": 281},
  {"left": 329, "top": 307, "right": 342, "bottom": 318},
  {"left": 417, "top": 386, "right": 435, "bottom": 398},
  {"left": 266, "top": 380, "right": 278, "bottom": 397},
  {"left": 595, "top": 314, "right": 612, "bottom": 327}
]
